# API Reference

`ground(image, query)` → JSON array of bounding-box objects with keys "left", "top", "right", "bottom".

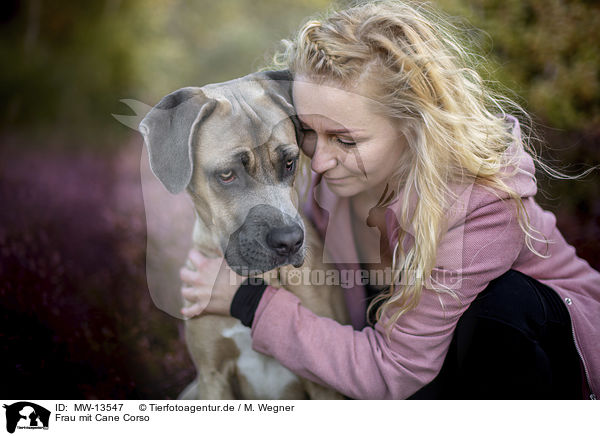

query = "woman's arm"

[{"left": 248, "top": 194, "right": 526, "bottom": 399}]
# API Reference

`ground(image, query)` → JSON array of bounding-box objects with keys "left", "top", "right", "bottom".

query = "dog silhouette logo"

[{"left": 3, "top": 402, "right": 50, "bottom": 434}]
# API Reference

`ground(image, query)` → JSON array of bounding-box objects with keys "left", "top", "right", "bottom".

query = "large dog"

[{"left": 139, "top": 70, "right": 349, "bottom": 399}]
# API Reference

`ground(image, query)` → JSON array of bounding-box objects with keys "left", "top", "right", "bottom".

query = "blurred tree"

[
  {"left": 434, "top": 0, "right": 600, "bottom": 130},
  {"left": 0, "top": 1, "right": 138, "bottom": 138},
  {"left": 0, "top": 0, "right": 331, "bottom": 145},
  {"left": 0, "top": 0, "right": 597, "bottom": 145}
]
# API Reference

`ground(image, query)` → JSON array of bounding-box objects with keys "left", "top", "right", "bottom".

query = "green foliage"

[
  {"left": 0, "top": 1, "right": 138, "bottom": 136},
  {"left": 433, "top": 0, "right": 600, "bottom": 130},
  {"left": 0, "top": 0, "right": 330, "bottom": 144},
  {"left": 1, "top": 0, "right": 597, "bottom": 144},
  {"left": 131, "top": 0, "right": 331, "bottom": 102}
]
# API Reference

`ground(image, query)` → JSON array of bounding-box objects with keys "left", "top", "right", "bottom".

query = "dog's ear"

[
  {"left": 253, "top": 69, "right": 304, "bottom": 145},
  {"left": 139, "top": 87, "right": 217, "bottom": 194},
  {"left": 257, "top": 69, "right": 294, "bottom": 111}
]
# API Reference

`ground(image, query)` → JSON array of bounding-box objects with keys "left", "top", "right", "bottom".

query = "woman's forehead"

[
  {"left": 292, "top": 80, "right": 376, "bottom": 127},
  {"left": 292, "top": 78, "right": 361, "bottom": 103},
  {"left": 297, "top": 113, "right": 365, "bottom": 134},
  {"left": 292, "top": 79, "right": 398, "bottom": 135}
]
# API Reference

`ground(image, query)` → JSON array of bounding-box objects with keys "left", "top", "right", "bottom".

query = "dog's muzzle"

[{"left": 224, "top": 204, "right": 305, "bottom": 275}]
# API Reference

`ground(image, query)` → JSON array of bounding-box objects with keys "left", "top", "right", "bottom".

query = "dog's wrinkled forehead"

[
  {"left": 199, "top": 79, "right": 296, "bottom": 159},
  {"left": 139, "top": 70, "right": 298, "bottom": 194}
]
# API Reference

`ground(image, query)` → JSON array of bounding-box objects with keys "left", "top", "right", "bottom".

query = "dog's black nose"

[{"left": 266, "top": 225, "right": 304, "bottom": 257}]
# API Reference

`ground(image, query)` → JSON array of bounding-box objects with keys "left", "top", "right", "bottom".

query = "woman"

[{"left": 179, "top": 0, "right": 599, "bottom": 399}]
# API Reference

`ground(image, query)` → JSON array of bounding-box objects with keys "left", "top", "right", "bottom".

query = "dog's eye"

[
  {"left": 218, "top": 170, "right": 236, "bottom": 183},
  {"left": 285, "top": 159, "right": 295, "bottom": 172}
]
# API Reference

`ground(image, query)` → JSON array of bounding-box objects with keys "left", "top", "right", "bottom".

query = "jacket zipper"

[{"left": 570, "top": 322, "right": 596, "bottom": 399}]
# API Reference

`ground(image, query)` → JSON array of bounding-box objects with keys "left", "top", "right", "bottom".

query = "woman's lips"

[{"left": 324, "top": 175, "right": 350, "bottom": 183}]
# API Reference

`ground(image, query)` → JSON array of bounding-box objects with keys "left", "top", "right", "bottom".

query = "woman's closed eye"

[
  {"left": 335, "top": 136, "right": 356, "bottom": 148},
  {"left": 300, "top": 127, "right": 356, "bottom": 145}
]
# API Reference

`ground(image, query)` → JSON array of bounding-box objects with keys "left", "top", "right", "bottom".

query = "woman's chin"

[{"left": 325, "top": 179, "right": 358, "bottom": 197}]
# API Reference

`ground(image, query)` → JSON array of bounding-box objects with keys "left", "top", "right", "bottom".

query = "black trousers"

[{"left": 408, "top": 269, "right": 584, "bottom": 399}]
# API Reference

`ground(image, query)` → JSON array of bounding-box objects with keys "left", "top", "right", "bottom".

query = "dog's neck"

[
  {"left": 191, "top": 213, "right": 222, "bottom": 258},
  {"left": 186, "top": 187, "right": 222, "bottom": 258}
]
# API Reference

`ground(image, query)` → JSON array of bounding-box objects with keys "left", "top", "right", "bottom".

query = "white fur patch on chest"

[{"left": 222, "top": 321, "right": 299, "bottom": 399}]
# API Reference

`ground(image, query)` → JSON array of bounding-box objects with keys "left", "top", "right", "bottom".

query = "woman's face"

[{"left": 292, "top": 77, "right": 406, "bottom": 198}]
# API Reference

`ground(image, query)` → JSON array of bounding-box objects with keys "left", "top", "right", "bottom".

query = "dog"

[{"left": 139, "top": 70, "right": 349, "bottom": 399}]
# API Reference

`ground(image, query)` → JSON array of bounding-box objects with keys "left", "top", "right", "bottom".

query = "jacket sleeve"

[{"left": 250, "top": 194, "right": 526, "bottom": 399}]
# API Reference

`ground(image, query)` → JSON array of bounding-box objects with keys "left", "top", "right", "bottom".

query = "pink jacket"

[{"left": 249, "top": 119, "right": 600, "bottom": 399}]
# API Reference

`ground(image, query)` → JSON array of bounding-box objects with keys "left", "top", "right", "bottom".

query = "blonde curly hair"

[{"left": 270, "top": 0, "right": 579, "bottom": 332}]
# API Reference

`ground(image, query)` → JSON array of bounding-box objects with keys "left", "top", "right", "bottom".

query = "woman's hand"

[{"left": 179, "top": 249, "right": 245, "bottom": 318}]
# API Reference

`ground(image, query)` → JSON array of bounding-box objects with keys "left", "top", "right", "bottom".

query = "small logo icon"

[
  {"left": 286, "top": 269, "right": 302, "bottom": 286},
  {"left": 3, "top": 402, "right": 50, "bottom": 434}
]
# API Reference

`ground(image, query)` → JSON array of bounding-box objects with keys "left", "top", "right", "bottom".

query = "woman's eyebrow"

[
  {"left": 325, "top": 127, "right": 362, "bottom": 134},
  {"left": 298, "top": 118, "right": 364, "bottom": 134}
]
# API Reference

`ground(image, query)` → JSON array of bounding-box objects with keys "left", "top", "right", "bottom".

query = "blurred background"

[{"left": 1, "top": 0, "right": 598, "bottom": 399}]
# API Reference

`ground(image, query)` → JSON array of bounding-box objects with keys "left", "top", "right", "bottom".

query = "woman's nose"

[{"left": 310, "top": 139, "right": 338, "bottom": 174}]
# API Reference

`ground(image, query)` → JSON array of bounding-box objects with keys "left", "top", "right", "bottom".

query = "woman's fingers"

[
  {"left": 181, "top": 301, "right": 207, "bottom": 319},
  {"left": 181, "top": 283, "right": 215, "bottom": 302},
  {"left": 181, "top": 285, "right": 201, "bottom": 303},
  {"left": 179, "top": 250, "right": 237, "bottom": 318},
  {"left": 181, "top": 284, "right": 213, "bottom": 312},
  {"left": 179, "top": 267, "right": 202, "bottom": 285},
  {"left": 179, "top": 250, "right": 224, "bottom": 317},
  {"left": 188, "top": 249, "right": 209, "bottom": 269}
]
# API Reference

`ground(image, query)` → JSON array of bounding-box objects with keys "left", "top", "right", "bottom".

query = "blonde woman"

[{"left": 179, "top": 0, "right": 599, "bottom": 399}]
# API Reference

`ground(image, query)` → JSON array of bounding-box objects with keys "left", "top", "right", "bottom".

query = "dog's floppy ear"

[
  {"left": 139, "top": 87, "right": 217, "bottom": 194},
  {"left": 256, "top": 69, "right": 294, "bottom": 114},
  {"left": 253, "top": 69, "right": 304, "bottom": 145}
]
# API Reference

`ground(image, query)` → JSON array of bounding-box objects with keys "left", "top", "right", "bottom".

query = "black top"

[{"left": 229, "top": 278, "right": 267, "bottom": 328}]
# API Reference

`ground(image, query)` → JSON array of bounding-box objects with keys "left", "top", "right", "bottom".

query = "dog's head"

[{"left": 139, "top": 70, "right": 306, "bottom": 274}]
